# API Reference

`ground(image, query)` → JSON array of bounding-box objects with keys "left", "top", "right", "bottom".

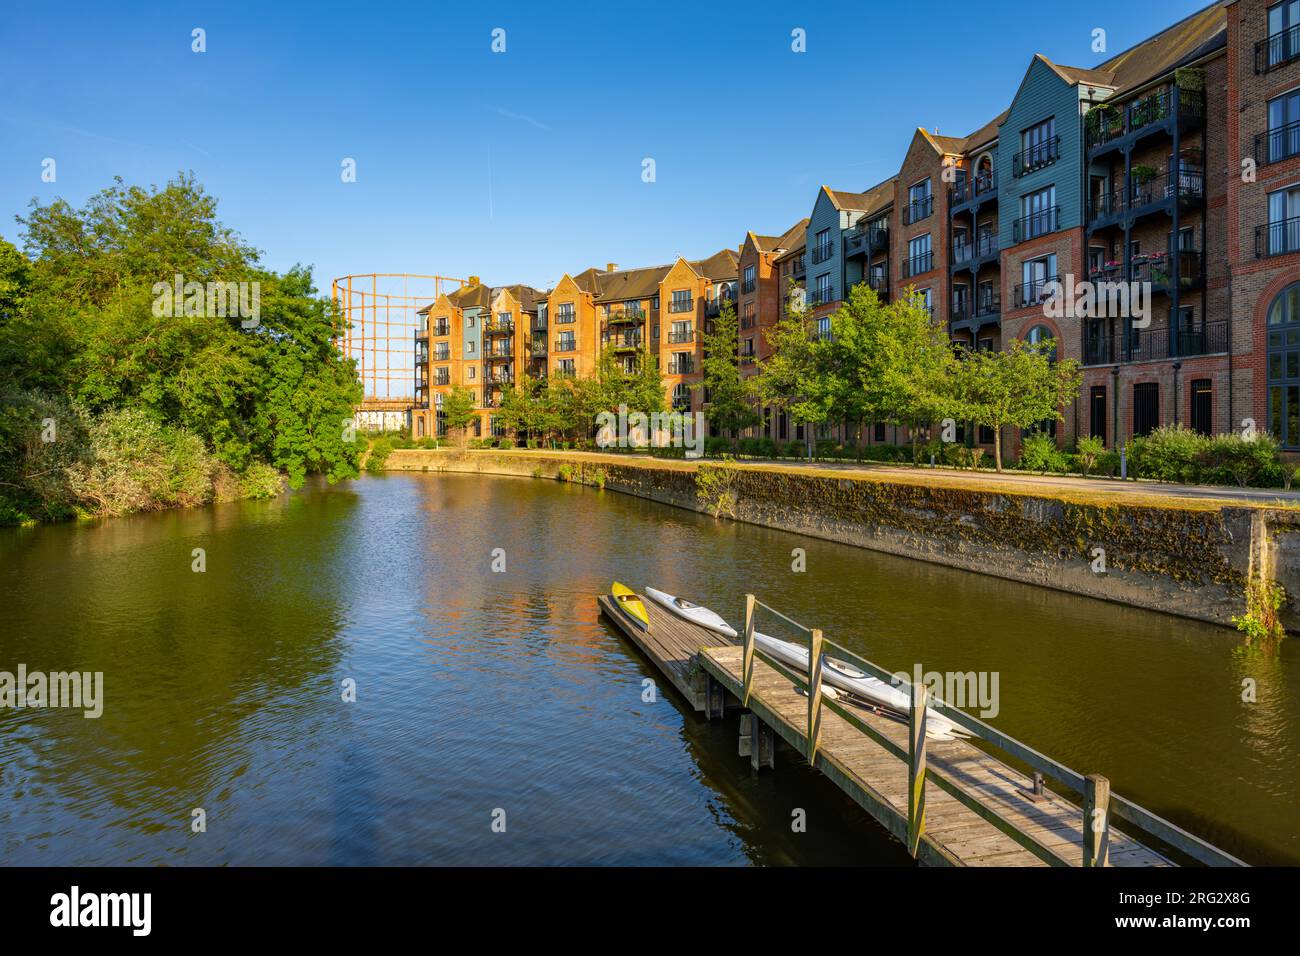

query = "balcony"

[
  {"left": 740, "top": 314, "right": 756, "bottom": 330},
  {"left": 415, "top": 329, "right": 428, "bottom": 340},
  {"left": 434, "top": 374, "right": 450, "bottom": 386},
  {"left": 606, "top": 332, "right": 643, "bottom": 351},
  {"left": 434, "top": 349, "right": 450, "bottom": 362},
  {"left": 487, "top": 368, "right": 514, "bottom": 385},
  {"left": 668, "top": 361, "right": 695, "bottom": 376},
  {"left": 1011, "top": 137, "right": 1060, "bottom": 178},
  {"left": 810, "top": 242, "right": 835, "bottom": 264},
  {"left": 951, "top": 231, "right": 999, "bottom": 268},
  {"left": 668, "top": 329, "right": 696, "bottom": 344},
  {"left": 1085, "top": 87, "right": 1206, "bottom": 153},
  {"left": 904, "top": 252, "right": 933, "bottom": 278},
  {"left": 1082, "top": 319, "right": 1228, "bottom": 366},
  {"left": 1088, "top": 165, "right": 1205, "bottom": 223},
  {"left": 1256, "top": 23, "right": 1300, "bottom": 74},
  {"left": 807, "top": 286, "right": 836, "bottom": 307},
  {"left": 1012, "top": 205, "right": 1059, "bottom": 243},
  {"left": 1256, "top": 216, "right": 1300, "bottom": 258},
  {"left": 554, "top": 310, "right": 576, "bottom": 325},
  {"left": 669, "top": 298, "right": 695, "bottom": 314},
  {"left": 433, "top": 322, "right": 450, "bottom": 337},
  {"left": 484, "top": 319, "right": 514, "bottom": 336},
  {"left": 951, "top": 295, "right": 1001, "bottom": 325},
  {"left": 867, "top": 274, "right": 889, "bottom": 298},
  {"left": 1092, "top": 249, "right": 1204, "bottom": 292},
  {"left": 950, "top": 172, "right": 998, "bottom": 209},
  {"left": 606, "top": 308, "right": 646, "bottom": 325},
  {"left": 485, "top": 346, "right": 513, "bottom": 361},
  {"left": 554, "top": 336, "right": 577, "bottom": 352},
  {"left": 844, "top": 222, "right": 889, "bottom": 258},
  {"left": 903, "top": 195, "right": 934, "bottom": 225},
  {"left": 1013, "top": 274, "right": 1058, "bottom": 310},
  {"left": 415, "top": 350, "right": 428, "bottom": 366},
  {"left": 530, "top": 337, "right": 547, "bottom": 358},
  {"left": 1256, "top": 120, "right": 1300, "bottom": 166},
  {"left": 705, "top": 296, "right": 735, "bottom": 317},
  {"left": 792, "top": 256, "right": 807, "bottom": 280}
]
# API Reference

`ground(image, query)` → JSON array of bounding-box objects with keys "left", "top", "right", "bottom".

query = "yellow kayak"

[{"left": 611, "top": 582, "right": 649, "bottom": 630}]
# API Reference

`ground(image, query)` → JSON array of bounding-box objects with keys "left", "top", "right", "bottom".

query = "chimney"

[
  {"left": 468, "top": 275, "right": 481, "bottom": 286},
  {"left": 606, "top": 262, "right": 618, "bottom": 273}
]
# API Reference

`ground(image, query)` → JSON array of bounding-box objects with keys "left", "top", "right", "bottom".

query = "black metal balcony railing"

[
  {"left": 904, "top": 252, "right": 933, "bottom": 278},
  {"left": 669, "top": 298, "right": 694, "bottom": 313},
  {"left": 739, "top": 354, "right": 756, "bottom": 366},
  {"left": 950, "top": 293, "right": 1002, "bottom": 323},
  {"left": 807, "top": 286, "right": 835, "bottom": 307},
  {"left": 554, "top": 310, "right": 576, "bottom": 324},
  {"left": 811, "top": 242, "right": 835, "bottom": 264},
  {"left": 1257, "top": 120, "right": 1300, "bottom": 166},
  {"left": 867, "top": 274, "right": 889, "bottom": 296},
  {"left": 704, "top": 296, "right": 734, "bottom": 317},
  {"left": 950, "top": 172, "right": 998, "bottom": 207},
  {"left": 434, "top": 349, "right": 450, "bottom": 362},
  {"left": 485, "top": 345, "right": 513, "bottom": 360},
  {"left": 668, "top": 329, "right": 695, "bottom": 344},
  {"left": 606, "top": 333, "right": 643, "bottom": 350},
  {"left": 668, "top": 361, "right": 694, "bottom": 375},
  {"left": 488, "top": 368, "right": 514, "bottom": 385},
  {"left": 742, "top": 278, "right": 756, "bottom": 294},
  {"left": 415, "top": 350, "right": 428, "bottom": 365},
  {"left": 1012, "top": 205, "right": 1059, "bottom": 243},
  {"left": 434, "top": 374, "right": 450, "bottom": 386},
  {"left": 1011, "top": 136, "right": 1060, "bottom": 177},
  {"left": 791, "top": 256, "right": 807, "bottom": 278},
  {"left": 1089, "top": 166, "right": 1205, "bottom": 220},
  {"left": 606, "top": 308, "right": 645, "bottom": 324},
  {"left": 952, "top": 231, "right": 999, "bottom": 265},
  {"left": 1085, "top": 87, "right": 1206, "bottom": 149},
  {"left": 530, "top": 339, "right": 547, "bottom": 357},
  {"left": 1256, "top": 23, "right": 1300, "bottom": 74},
  {"left": 554, "top": 336, "right": 576, "bottom": 352},
  {"left": 485, "top": 319, "right": 514, "bottom": 335},
  {"left": 1092, "top": 249, "right": 1204, "bottom": 290},
  {"left": 1014, "top": 274, "right": 1059, "bottom": 310},
  {"left": 433, "top": 323, "right": 450, "bottom": 337},
  {"left": 1083, "top": 319, "right": 1229, "bottom": 366},
  {"left": 903, "top": 195, "right": 934, "bottom": 225},
  {"left": 533, "top": 318, "right": 547, "bottom": 331},
  {"left": 740, "top": 314, "right": 756, "bottom": 329},
  {"left": 1256, "top": 216, "right": 1300, "bottom": 258}
]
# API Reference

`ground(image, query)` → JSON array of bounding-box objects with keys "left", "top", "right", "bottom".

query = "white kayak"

[
  {"left": 751, "top": 631, "right": 965, "bottom": 741},
  {"left": 644, "top": 587, "right": 739, "bottom": 639}
]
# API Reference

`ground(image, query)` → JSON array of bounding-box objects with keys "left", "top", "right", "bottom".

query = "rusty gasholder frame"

[{"left": 332, "top": 273, "right": 465, "bottom": 401}]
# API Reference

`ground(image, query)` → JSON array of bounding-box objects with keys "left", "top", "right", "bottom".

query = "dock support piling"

[
  {"left": 1084, "top": 774, "right": 1112, "bottom": 867},
  {"left": 907, "top": 680, "right": 929, "bottom": 859},
  {"left": 750, "top": 715, "right": 775, "bottom": 771},
  {"left": 738, "top": 713, "right": 753, "bottom": 757},
  {"left": 705, "top": 674, "right": 726, "bottom": 720}
]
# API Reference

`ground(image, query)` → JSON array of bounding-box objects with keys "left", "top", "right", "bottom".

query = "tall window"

[
  {"left": 917, "top": 288, "right": 932, "bottom": 315},
  {"left": 556, "top": 303, "right": 575, "bottom": 323},
  {"left": 813, "top": 228, "right": 833, "bottom": 263},
  {"left": 1266, "top": 89, "right": 1300, "bottom": 163},
  {"left": 815, "top": 316, "right": 832, "bottom": 340},
  {"left": 1133, "top": 382, "right": 1160, "bottom": 437},
  {"left": 907, "top": 234, "right": 932, "bottom": 276},
  {"left": 743, "top": 264, "right": 756, "bottom": 293},
  {"left": 1268, "top": 282, "right": 1300, "bottom": 447},
  {"left": 907, "top": 179, "right": 933, "bottom": 223},
  {"left": 1020, "top": 186, "right": 1057, "bottom": 240},
  {"left": 555, "top": 358, "right": 576, "bottom": 377},
  {"left": 670, "top": 353, "right": 694, "bottom": 375},
  {"left": 1267, "top": 185, "right": 1300, "bottom": 255},
  {"left": 670, "top": 289, "right": 692, "bottom": 313},
  {"left": 1019, "top": 254, "right": 1057, "bottom": 306},
  {"left": 673, "top": 383, "right": 691, "bottom": 409},
  {"left": 556, "top": 331, "right": 575, "bottom": 351},
  {"left": 1017, "top": 118, "right": 1058, "bottom": 175},
  {"left": 1267, "top": 2, "right": 1300, "bottom": 69},
  {"left": 814, "top": 272, "right": 833, "bottom": 305},
  {"left": 1090, "top": 386, "right": 1107, "bottom": 442}
]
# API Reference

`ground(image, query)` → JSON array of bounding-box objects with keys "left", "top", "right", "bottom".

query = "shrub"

[
  {"left": 238, "top": 462, "right": 285, "bottom": 499},
  {"left": 498, "top": 437, "right": 515, "bottom": 450},
  {"left": 1198, "top": 432, "right": 1283, "bottom": 487},
  {"left": 1017, "top": 432, "right": 1069, "bottom": 473},
  {"left": 695, "top": 457, "right": 740, "bottom": 517},
  {"left": 756, "top": 437, "right": 776, "bottom": 458},
  {"left": 1127, "top": 425, "right": 1208, "bottom": 483},
  {"left": 366, "top": 436, "right": 395, "bottom": 473},
  {"left": 784, "top": 440, "right": 806, "bottom": 459},
  {"left": 0, "top": 389, "right": 91, "bottom": 522},
  {"left": 814, "top": 439, "right": 837, "bottom": 459},
  {"left": 1076, "top": 435, "right": 1105, "bottom": 476}
]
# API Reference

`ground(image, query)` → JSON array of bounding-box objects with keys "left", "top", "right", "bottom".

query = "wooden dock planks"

[{"left": 598, "top": 587, "right": 1173, "bottom": 867}]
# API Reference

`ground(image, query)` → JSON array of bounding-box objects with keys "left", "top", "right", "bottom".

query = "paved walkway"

[{"left": 482, "top": 447, "right": 1300, "bottom": 510}]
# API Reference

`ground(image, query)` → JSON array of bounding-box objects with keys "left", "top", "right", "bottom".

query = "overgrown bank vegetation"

[{"left": 0, "top": 175, "right": 363, "bottom": 525}]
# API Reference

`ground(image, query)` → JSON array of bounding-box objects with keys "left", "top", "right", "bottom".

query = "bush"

[
  {"left": 0, "top": 389, "right": 91, "bottom": 522},
  {"left": 497, "top": 437, "right": 515, "bottom": 450},
  {"left": 1197, "top": 432, "right": 1283, "bottom": 487},
  {"left": 784, "top": 440, "right": 806, "bottom": 459},
  {"left": 1016, "top": 432, "right": 1070, "bottom": 473},
  {"left": 1127, "top": 425, "right": 1208, "bottom": 483},
  {"left": 237, "top": 462, "right": 285, "bottom": 499},
  {"left": 366, "top": 436, "right": 395, "bottom": 473},
  {"left": 1076, "top": 435, "right": 1105, "bottom": 476},
  {"left": 814, "top": 439, "right": 838, "bottom": 459},
  {"left": 756, "top": 437, "right": 776, "bottom": 458}
]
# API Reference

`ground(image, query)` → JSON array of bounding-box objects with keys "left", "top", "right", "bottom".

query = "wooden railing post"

[
  {"left": 1084, "top": 774, "right": 1111, "bottom": 867},
  {"left": 742, "top": 594, "right": 756, "bottom": 707},
  {"left": 907, "top": 680, "right": 928, "bottom": 859},
  {"left": 807, "top": 628, "right": 824, "bottom": 764}
]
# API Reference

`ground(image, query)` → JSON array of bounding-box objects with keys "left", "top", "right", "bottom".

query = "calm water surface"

[{"left": 1, "top": 473, "right": 1297, "bottom": 865}]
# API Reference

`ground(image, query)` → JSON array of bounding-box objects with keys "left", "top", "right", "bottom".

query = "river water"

[{"left": 1, "top": 473, "right": 1296, "bottom": 865}]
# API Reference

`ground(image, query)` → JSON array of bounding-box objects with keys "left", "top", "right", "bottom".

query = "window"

[
  {"left": 670, "top": 289, "right": 693, "bottom": 313},
  {"left": 434, "top": 319, "right": 450, "bottom": 336},
  {"left": 1267, "top": 89, "right": 1300, "bottom": 163},
  {"left": 1266, "top": 1, "right": 1300, "bottom": 69},
  {"left": 1025, "top": 324, "right": 1056, "bottom": 360},
  {"left": 555, "top": 358, "right": 576, "bottom": 378},
  {"left": 556, "top": 331, "right": 575, "bottom": 351},
  {"left": 907, "top": 234, "right": 932, "bottom": 277},
  {"left": 917, "top": 288, "right": 932, "bottom": 315},
  {"left": 556, "top": 303, "right": 575, "bottom": 324},
  {"left": 812, "top": 228, "right": 833, "bottom": 263},
  {"left": 1191, "top": 380, "right": 1213, "bottom": 437},
  {"left": 672, "top": 383, "right": 691, "bottom": 410},
  {"left": 467, "top": 366, "right": 475, "bottom": 380},
  {"left": 466, "top": 340, "right": 476, "bottom": 354},
  {"left": 467, "top": 314, "right": 475, "bottom": 327},
  {"left": 1265, "top": 185, "right": 1300, "bottom": 255},
  {"left": 1133, "top": 383, "right": 1160, "bottom": 437},
  {"left": 907, "top": 179, "right": 933, "bottom": 224},
  {"left": 669, "top": 321, "right": 694, "bottom": 344},
  {"left": 742, "top": 302, "right": 756, "bottom": 329},
  {"left": 435, "top": 367, "right": 450, "bottom": 386},
  {"left": 1090, "top": 386, "right": 1107, "bottom": 442},
  {"left": 1268, "top": 282, "right": 1300, "bottom": 447},
  {"left": 435, "top": 344, "right": 450, "bottom": 360},
  {"left": 670, "top": 353, "right": 694, "bottom": 375},
  {"left": 743, "top": 264, "right": 756, "bottom": 294},
  {"left": 1016, "top": 118, "right": 1058, "bottom": 176},
  {"left": 780, "top": 412, "right": 790, "bottom": 440},
  {"left": 1018, "top": 186, "right": 1057, "bottom": 241},
  {"left": 1019, "top": 254, "right": 1057, "bottom": 307},
  {"left": 815, "top": 316, "right": 832, "bottom": 340},
  {"left": 496, "top": 311, "right": 512, "bottom": 328},
  {"left": 814, "top": 273, "right": 833, "bottom": 305}
]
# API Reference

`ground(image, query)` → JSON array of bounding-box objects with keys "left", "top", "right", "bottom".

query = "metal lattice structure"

[{"left": 332, "top": 273, "right": 465, "bottom": 401}]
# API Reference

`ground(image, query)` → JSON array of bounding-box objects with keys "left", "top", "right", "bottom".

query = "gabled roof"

[
  {"left": 690, "top": 247, "right": 739, "bottom": 281},
  {"left": 568, "top": 267, "right": 603, "bottom": 295},
  {"left": 495, "top": 283, "right": 544, "bottom": 313},
  {"left": 450, "top": 283, "right": 492, "bottom": 310},
  {"left": 750, "top": 218, "right": 809, "bottom": 255},
  {"left": 594, "top": 263, "right": 673, "bottom": 303},
  {"left": 1094, "top": 0, "right": 1227, "bottom": 96}
]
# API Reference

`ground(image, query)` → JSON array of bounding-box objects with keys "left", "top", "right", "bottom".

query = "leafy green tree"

[
  {"left": 441, "top": 386, "right": 477, "bottom": 447},
  {"left": 752, "top": 285, "right": 828, "bottom": 455},
  {"left": 953, "top": 337, "right": 1082, "bottom": 471},
  {"left": 696, "top": 301, "right": 759, "bottom": 437}
]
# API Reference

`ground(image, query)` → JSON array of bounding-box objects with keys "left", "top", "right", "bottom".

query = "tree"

[
  {"left": 696, "top": 301, "right": 759, "bottom": 437},
  {"left": 752, "top": 284, "right": 828, "bottom": 455},
  {"left": 953, "top": 337, "right": 1082, "bottom": 471},
  {"left": 869, "top": 288, "right": 960, "bottom": 459},
  {"left": 441, "top": 386, "right": 477, "bottom": 447}
]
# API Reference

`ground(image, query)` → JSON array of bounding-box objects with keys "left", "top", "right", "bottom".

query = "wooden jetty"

[{"left": 599, "top": 590, "right": 1248, "bottom": 868}]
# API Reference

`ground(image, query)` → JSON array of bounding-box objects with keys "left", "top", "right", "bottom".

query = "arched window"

[
  {"left": 1267, "top": 282, "right": 1300, "bottom": 448},
  {"left": 1024, "top": 324, "right": 1057, "bottom": 361}
]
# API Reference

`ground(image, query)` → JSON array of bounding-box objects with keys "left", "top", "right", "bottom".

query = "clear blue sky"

[{"left": 0, "top": 0, "right": 1212, "bottom": 294}]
